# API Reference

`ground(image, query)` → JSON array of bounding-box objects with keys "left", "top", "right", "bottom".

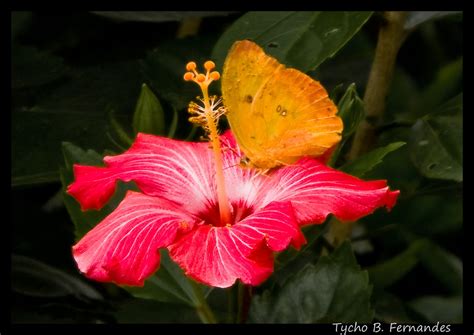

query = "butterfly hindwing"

[{"left": 252, "top": 67, "right": 342, "bottom": 166}]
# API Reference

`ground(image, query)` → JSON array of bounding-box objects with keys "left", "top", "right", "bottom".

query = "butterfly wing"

[
  {"left": 222, "top": 40, "right": 343, "bottom": 169},
  {"left": 252, "top": 67, "right": 343, "bottom": 167},
  {"left": 222, "top": 40, "right": 282, "bottom": 160}
]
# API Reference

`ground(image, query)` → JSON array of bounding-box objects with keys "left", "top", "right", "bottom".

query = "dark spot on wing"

[
  {"left": 240, "top": 156, "right": 251, "bottom": 166},
  {"left": 276, "top": 105, "right": 288, "bottom": 117},
  {"left": 245, "top": 95, "right": 253, "bottom": 103}
]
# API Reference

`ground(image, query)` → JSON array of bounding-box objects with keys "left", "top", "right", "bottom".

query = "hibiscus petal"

[
  {"left": 220, "top": 129, "right": 241, "bottom": 158},
  {"left": 168, "top": 202, "right": 304, "bottom": 288},
  {"left": 73, "top": 191, "right": 195, "bottom": 286},
  {"left": 168, "top": 225, "right": 274, "bottom": 288},
  {"left": 220, "top": 130, "right": 267, "bottom": 210},
  {"left": 259, "top": 158, "right": 399, "bottom": 225},
  {"left": 232, "top": 202, "right": 306, "bottom": 252},
  {"left": 67, "top": 133, "right": 216, "bottom": 211}
]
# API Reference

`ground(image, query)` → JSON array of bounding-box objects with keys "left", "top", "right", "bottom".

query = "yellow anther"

[
  {"left": 196, "top": 74, "right": 206, "bottom": 82},
  {"left": 183, "top": 72, "right": 194, "bottom": 81},
  {"left": 210, "top": 71, "right": 220, "bottom": 81},
  {"left": 226, "top": 223, "right": 232, "bottom": 228},
  {"left": 186, "top": 61, "right": 197, "bottom": 71},
  {"left": 204, "top": 60, "right": 216, "bottom": 71}
]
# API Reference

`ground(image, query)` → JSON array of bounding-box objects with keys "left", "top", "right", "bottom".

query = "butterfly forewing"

[
  {"left": 222, "top": 40, "right": 343, "bottom": 169},
  {"left": 222, "top": 40, "right": 282, "bottom": 159}
]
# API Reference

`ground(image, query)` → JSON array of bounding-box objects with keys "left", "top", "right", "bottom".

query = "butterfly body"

[{"left": 222, "top": 40, "right": 343, "bottom": 169}]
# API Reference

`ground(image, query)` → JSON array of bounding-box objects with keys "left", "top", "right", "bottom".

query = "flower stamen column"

[{"left": 184, "top": 61, "right": 232, "bottom": 225}]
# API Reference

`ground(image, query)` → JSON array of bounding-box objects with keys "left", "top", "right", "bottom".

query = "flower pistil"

[{"left": 184, "top": 61, "right": 232, "bottom": 226}]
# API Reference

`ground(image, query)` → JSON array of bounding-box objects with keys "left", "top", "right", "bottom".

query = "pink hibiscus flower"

[
  {"left": 68, "top": 131, "right": 398, "bottom": 288},
  {"left": 67, "top": 61, "right": 399, "bottom": 288}
]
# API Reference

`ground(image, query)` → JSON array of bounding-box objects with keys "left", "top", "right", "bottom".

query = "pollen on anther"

[
  {"left": 186, "top": 61, "right": 197, "bottom": 71},
  {"left": 210, "top": 71, "right": 220, "bottom": 81},
  {"left": 183, "top": 72, "right": 194, "bottom": 81},
  {"left": 204, "top": 60, "right": 216, "bottom": 71}
]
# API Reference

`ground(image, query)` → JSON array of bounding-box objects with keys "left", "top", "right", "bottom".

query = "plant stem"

[
  {"left": 189, "top": 279, "right": 217, "bottom": 324},
  {"left": 236, "top": 282, "right": 251, "bottom": 323},
  {"left": 227, "top": 286, "right": 235, "bottom": 323},
  {"left": 325, "top": 217, "right": 351, "bottom": 248},
  {"left": 328, "top": 12, "right": 408, "bottom": 246},
  {"left": 348, "top": 11, "right": 408, "bottom": 161},
  {"left": 236, "top": 282, "right": 244, "bottom": 323}
]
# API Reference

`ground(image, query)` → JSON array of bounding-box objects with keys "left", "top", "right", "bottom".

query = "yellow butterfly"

[{"left": 221, "top": 40, "right": 343, "bottom": 169}]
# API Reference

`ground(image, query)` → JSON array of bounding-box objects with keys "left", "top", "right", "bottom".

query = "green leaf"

[
  {"left": 408, "top": 296, "right": 462, "bottom": 323},
  {"left": 372, "top": 291, "right": 413, "bottom": 323},
  {"left": 60, "top": 142, "right": 133, "bottom": 240},
  {"left": 91, "top": 11, "right": 236, "bottom": 23},
  {"left": 405, "top": 11, "right": 462, "bottom": 30},
  {"left": 273, "top": 221, "right": 330, "bottom": 286},
  {"left": 417, "top": 242, "right": 463, "bottom": 295},
  {"left": 12, "top": 254, "right": 102, "bottom": 301},
  {"left": 108, "top": 107, "right": 134, "bottom": 147},
  {"left": 378, "top": 191, "right": 462, "bottom": 237},
  {"left": 249, "top": 242, "right": 374, "bottom": 323},
  {"left": 167, "top": 107, "right": 179, "bottom": 138},
  {"left": 363, "top": 126, "right": 421, "bottom": 194},
  {"left": 367, "top": 239, "right": 462, "bottom": 294},
  {"left": 125, "top": 250, "right": 212, "bottom": 307},
  {"left": 311, "top": 29, "right": 374, "bottom": 90},
  {"left": 329, "top": 83, "right": 365, "bottom": 166},
  {"left": 387, "top": 60, "right": 462, "bottom": 122},
  {"left": 385, "top": 67, "right": 422, "bottom": 122},
  {"left": 329, "top": 83, "right": 344, "bottom": 102},
  {"left": 212, "top": 11, "right": 373, "bottom": 72},
  {"left": 368, "top": 240, "right": 428, "bottom": 289},
  {"left": 340, "top": 142, "right": 406, "bottom": 177},
  {"left": 409, "top": 94, "right": 462, "bottom": 182},
  {"left": 337, "top": 83, "right": 365, "bottom": 138},
  {"left": 62, "top": 142, "right": 103, "bottom": 171},
  {"left": 419, "top": 58, "right": 463, "bottom": 115},
  {"left": 133, "top": 83, "right": 166, "bottom": 135}
]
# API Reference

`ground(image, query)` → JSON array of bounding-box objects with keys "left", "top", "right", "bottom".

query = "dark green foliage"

[
  {"left": 212, "top": 11, "right": 373, "bottom": 72},
  {"left": 249, "top": 243, "right": 374, "bottom": 323},
  {"left": 12, "top": 11, "right": 462, "bottom": 324}
]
